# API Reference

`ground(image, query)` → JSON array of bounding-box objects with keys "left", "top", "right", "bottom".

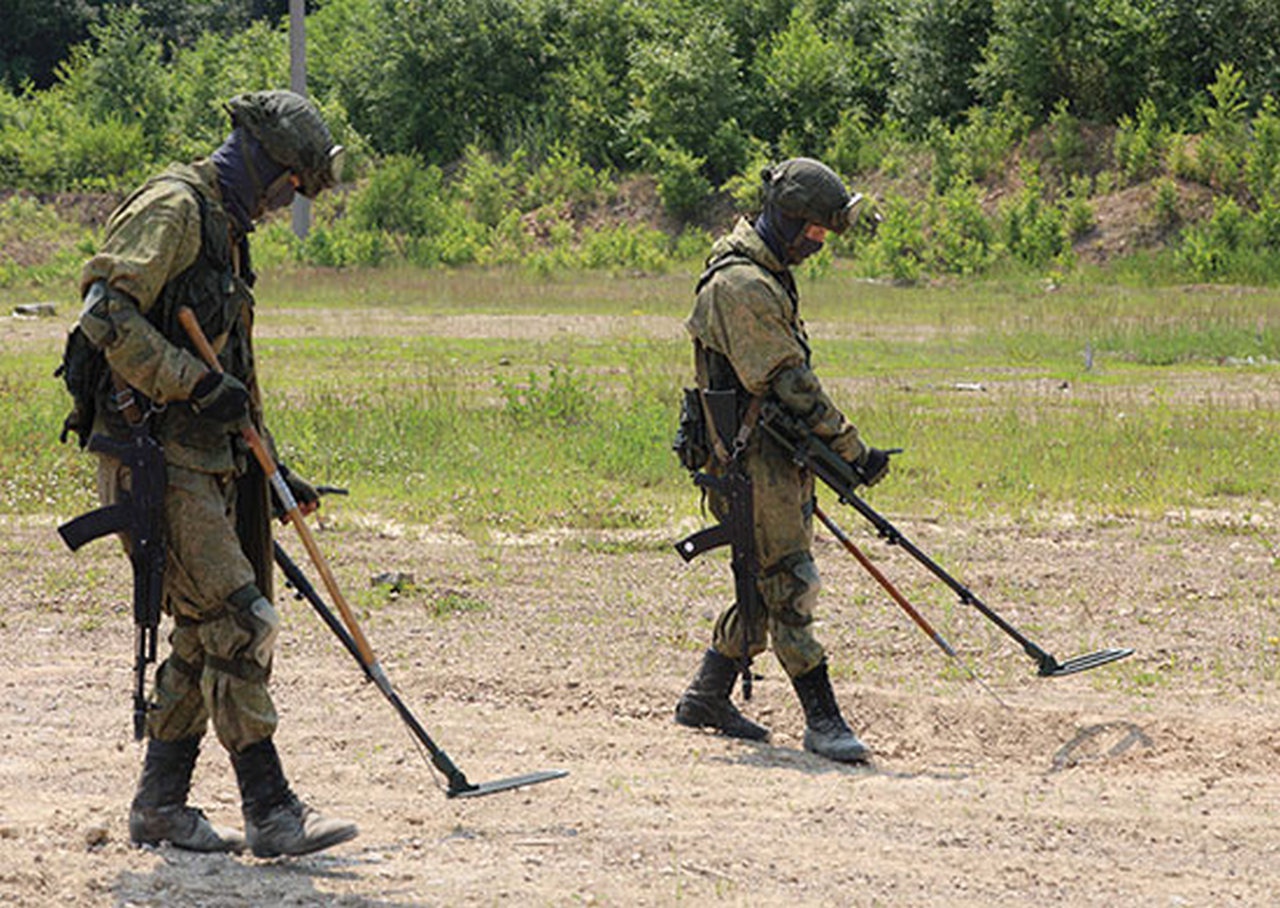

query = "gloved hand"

[
  {"left": 855, "top": 447, "right": 892, "bottom": 487},
  {"left": 190, "top": 371, "right": 250, "bottom": 424},
  {"left": 273, "top": 463, "right": 320, "bottom": 519}
]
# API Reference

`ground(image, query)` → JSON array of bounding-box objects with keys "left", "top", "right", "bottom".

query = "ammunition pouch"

[{"left": 672, "top": 388, "right": 711, "bottom": 473}]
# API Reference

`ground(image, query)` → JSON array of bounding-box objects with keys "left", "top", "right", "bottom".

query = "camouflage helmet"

[
  {"left": 225, "top": 90, "right": 343, "bottom": 198},
  {"left": 761, "top": 157, "right": 864, "bottom": 234}
]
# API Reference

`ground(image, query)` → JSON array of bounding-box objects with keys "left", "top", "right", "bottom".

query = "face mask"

[
  {"left": 789, "top": 224, "right": 827, "bottom": 264},
  {"left": 261, "top": 171, "right": 297, "bottom": 213}
]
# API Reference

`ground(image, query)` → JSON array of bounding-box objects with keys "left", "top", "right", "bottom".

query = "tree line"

[{"left": 7, "top": 0, "right": 1280, "bottom": 284}]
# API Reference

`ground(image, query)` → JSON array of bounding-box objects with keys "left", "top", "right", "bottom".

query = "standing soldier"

[
  {"left": 674, "top": 158, "right": 890, "bottom": 763},
  {"left": 66, "top": 90, "right": 358, "bottom": 856}
]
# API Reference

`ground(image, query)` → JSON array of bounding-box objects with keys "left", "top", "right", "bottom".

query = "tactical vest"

[{"left": 58, "top": 169, "right": 258, "bottom": 458}]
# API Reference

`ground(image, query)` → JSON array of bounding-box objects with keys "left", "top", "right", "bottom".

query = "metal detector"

[
  {"left": 823, "top": 486, "right": 1132, "bottom": 677},
  {"left": 178, "top": 305, "right": 565, "bottom": 799},
  {"left": 757, "top": 405, "right": 1133, "bottom": 678},
  {"left": 276, "top": 541, "right": 568, "bottom": 798}
]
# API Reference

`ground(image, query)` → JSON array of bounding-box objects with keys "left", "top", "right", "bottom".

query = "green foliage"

[
  {"left": 928, "top": 181, "right": 995, "bottom": 275},
  {"left": 1113, "top": 99, "right": 1168, "bottom": 185},
  {"left": 1195, "top": 63, "right": 1251, "bottom": 194},
  {"left": 928, "top": 99, "right": 1032, "bottom": 192},
  {"left": 1001, "top": 165, "right": 1070, "bottom": 268},
  {"left": 1046, "top": 99, "right": 1088, "bottom": 178},
  {"left": 14, "top": 0, "right": 1280, "bottom": 289},
  {"left": 648, "top": 142, "right": 712, "bottom": 222},
  {"left": 753, "top": 8, "right": 849, "bottom": 155},
  {"left": 496, "top": 364, "right": 595, "bottom": 429},
  {"left": 1246, "top": 95, "right": 1280, "bottom": 203},
  {"left": 884, "top": 0, "right": 993, "bottom": 130},
  {"left": 1063, "top": 176, "right": 1096, "bottom": 240},
  {"left": 626, "top": 19, "right": 746, "bottom": 183},
  {"left": 859, "top": 195, "right": 926, "bottom": 283},
  {"left": 975, "top": 0, "right": 1161, "bottom": 122}
]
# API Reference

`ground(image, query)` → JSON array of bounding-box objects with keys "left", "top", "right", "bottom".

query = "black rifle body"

[
  {"left": 58, "top": 432, "right": 167, "bottom": 739},
  {"left": 673, "top": 390, "right": 761, "bottom": 699}
]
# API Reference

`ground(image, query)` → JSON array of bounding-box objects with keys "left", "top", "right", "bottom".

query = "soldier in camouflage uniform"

[
  {"left": 675, "top": 158, "right": 890, "bottom": 763},
  {"left": 74, "top": 90, "right": 357, "bottom": 856}
]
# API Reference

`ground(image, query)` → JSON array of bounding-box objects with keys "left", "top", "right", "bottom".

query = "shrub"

[
  {"left": 648, "top": 142, "right": 711, "bottom": 221},
  {"left": 1002, "top": 165, "right": 1069, "bottom": 267},
  {"left": 929, "top": 180, "right": 995, "bottom": 275},
  {"left": 1113, "top": 98, "right": 1167, "bottom": 185}
]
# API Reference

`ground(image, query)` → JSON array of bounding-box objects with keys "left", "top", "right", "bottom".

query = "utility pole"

[{"left": 289, "top": 0, "right": 310, "bottom": 239}]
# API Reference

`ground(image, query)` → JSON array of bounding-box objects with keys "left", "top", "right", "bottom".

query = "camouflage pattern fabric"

[
  {"left": 83, "top": 160, "right": 278, "bottom": 751},
  {"left": 81, "top": 161, "right": 263, "bottom": 474},
  {"left": 98, "top": 459, "right": 278, "bottom": 750},
  {"left": 686, "top": 218, "right": 869, "bottom": 678}
]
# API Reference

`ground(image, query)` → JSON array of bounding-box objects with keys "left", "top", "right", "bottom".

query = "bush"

[
  {"left": 1113, "top": 98, "right": 1167, "bottom": 185},
  {"left": 1002, "top": 165, "right": 1069, "bottom": 268},
  {"left": 648, "top": 142, "right": 711, "bottom": 221},
  {"left": 860, "top": 194, "right": 926, "bottom": 282},
  {"left": 929, "top": 181, "right": 995, "bottom": 275}
]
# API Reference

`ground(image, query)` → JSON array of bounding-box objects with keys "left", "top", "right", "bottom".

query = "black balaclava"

[
  {"left": 211, "top": 127, "right": 289, "bottom": 236},
  {"left": 754, "top": 206, "right": 821, "bottom": 268}
]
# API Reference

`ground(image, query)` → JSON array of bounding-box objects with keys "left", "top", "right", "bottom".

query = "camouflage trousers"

[
  {"left": 98, "top": 457, "right": 278, "bottom": 753},
  {"left": 707, "top": 434, "right": 826, "bottom": 678}
]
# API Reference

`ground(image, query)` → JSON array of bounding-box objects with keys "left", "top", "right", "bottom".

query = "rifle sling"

[{"left": 701, "top": 392, "right": 762, "bottom": 466}]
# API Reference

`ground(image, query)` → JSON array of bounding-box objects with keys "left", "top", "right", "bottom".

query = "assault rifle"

[
  {"left": 57, "top": 431, "right": 167, "bottom": 739},
  {"left": 756, "top": 401, "right": 1132, "bottom": 678},
  {"left": 673, "top": 389, "right": 760, "bottom": 699}
]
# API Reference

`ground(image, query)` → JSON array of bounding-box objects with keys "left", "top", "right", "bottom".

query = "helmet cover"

[{"left": 225, "top": 90, "right": 342, "bottom": 198}]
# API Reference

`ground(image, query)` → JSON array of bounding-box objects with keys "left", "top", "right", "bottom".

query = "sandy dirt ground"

[
  {"left": 3, "top": 304, "right": 1280, "bottom": 906},
  {"left": 3, "top": 496, "right": 1279, "bottom": 907}
]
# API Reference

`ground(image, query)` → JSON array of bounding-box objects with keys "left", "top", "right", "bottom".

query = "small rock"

[
  {"left": 371, "top": 571, "right": 415, "bottom": 591},
  {"left": 85, "top": 824, "right": 110, "bottom": 848},
  {"left": 14, "top": 302, "right": 57, "bottom": 318}
]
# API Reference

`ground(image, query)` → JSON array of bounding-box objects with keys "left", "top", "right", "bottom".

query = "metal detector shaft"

[
  {"left": 177, "top": 307, "right": 565, "bottom": 797},
  {"left": 829, "top": 483, "right": 1131, "bottom": 676},
  {"left": 760, "top": 409, "right": 1132, "bottom": 677},
  {"left": 274, "top": 541, "right": 470, "bottom": 792},
  {"left": 275, "top": 541, "right": 567, "bottom": 798},
  {"left": 815, "top": 505, "right": 1008, "bottom": 707},
  {"left": 814, "top": 505, "right": 958, "bottom": 659}
]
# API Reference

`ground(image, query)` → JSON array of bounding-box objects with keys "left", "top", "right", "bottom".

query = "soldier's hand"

[
  {"left": 855, "top": 447, "right": 893, "bottom": 487},
  {"left": 190, "top": 371, "right": 250, "bottom": 424},
  {"left": 274, "top": 463, "right": 321, "bottom": 521}
]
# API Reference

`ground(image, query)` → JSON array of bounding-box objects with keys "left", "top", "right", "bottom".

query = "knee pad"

[
  {"left": 760, "top": 552, "right": 822, "bottom": 627},
  {"left": 228, "top": 584, "right": 279, "bottom": 670}
]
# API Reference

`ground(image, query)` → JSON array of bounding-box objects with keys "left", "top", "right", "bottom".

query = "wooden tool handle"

[{"left": 176, "top": 306, "right": 380, "bottom": 667}]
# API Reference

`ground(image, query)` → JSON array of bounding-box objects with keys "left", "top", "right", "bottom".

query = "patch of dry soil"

[{"left": 2, "top": 503, "right": 1279, "bottom": 906}]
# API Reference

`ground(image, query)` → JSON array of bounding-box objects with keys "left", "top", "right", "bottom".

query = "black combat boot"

[
  {"left": 674, "top": 649, "right": 770, "bottom": 741},
  {"left": 791, "top": 661, "right": 870, "bottom": 764},
  {"left": 129, "top": 736, "right": 245, "bottom": 853},
  {"left": 231, "top": 737, "right": 358, "bottom": 858}
]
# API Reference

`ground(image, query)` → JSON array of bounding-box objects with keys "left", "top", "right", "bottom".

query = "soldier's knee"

[
  {"left": 760, "top": 552, "right": 822, "bottom": 627},
  {"left": 198, "top": 584, "right": 277, "bottom": 682}
]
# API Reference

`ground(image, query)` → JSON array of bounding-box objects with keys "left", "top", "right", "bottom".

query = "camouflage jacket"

[
  {"left": 79, "top": 160, "right": 265, "bottom": 473},
  {"left": 685, "top": 217, "right": 865, "bottom": 462}
]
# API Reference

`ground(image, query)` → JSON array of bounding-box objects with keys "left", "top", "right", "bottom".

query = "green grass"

[{"left": 5, "top": 263, "right": 1280, "bottom": 533}]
